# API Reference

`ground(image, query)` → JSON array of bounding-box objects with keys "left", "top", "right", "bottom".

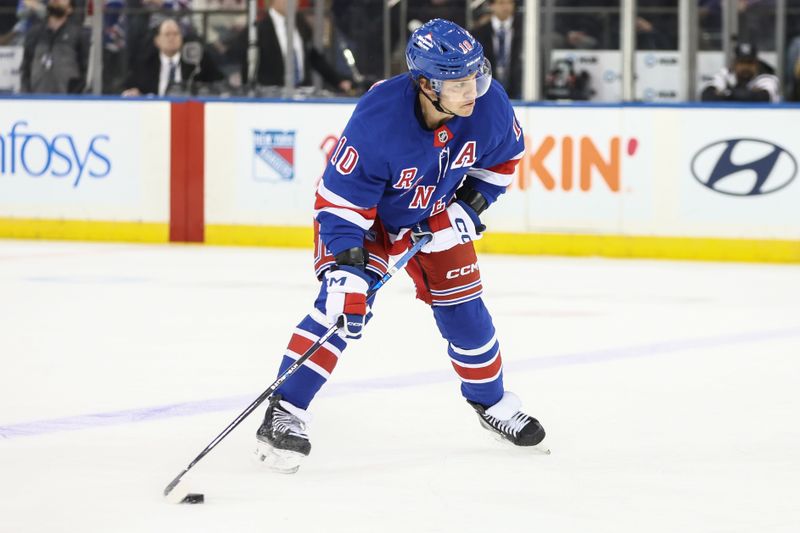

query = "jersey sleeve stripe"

[
  {"left": 468, "top": 150, "right": 524, "bottom": 187},
  {"left": 466, "top": 168, "right": 515, "bottom": 187},
  {"left": 314, "top": 194, "right": 377, "bottom": 219},
  {"left": 317, "top": 180, "right": 370, "bottom": 210},
  {"left": 314, "top": 204, "right": 376, "bottom": 230}
]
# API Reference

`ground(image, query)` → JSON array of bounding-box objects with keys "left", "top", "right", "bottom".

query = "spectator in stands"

[
  {"left": 122, "top": 17, "right": 223, "bottom": 96},
  {"left": 471, "top": 0, "right": 521, "bottom": 99},
  {"left": 245, "top": 0, "right": 351, "bottom": 92},
  {"left": 19, "top": 0, "right": 89, "bottom": 93},
  {"left": 126, "top": 0, "right": 196, "bottom": 71},
  {"left": 701, "top": 42, "right": 779, "bottom": 102}
]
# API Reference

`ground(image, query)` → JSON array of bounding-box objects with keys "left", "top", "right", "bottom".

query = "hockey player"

[{"left": 256, "top": 18, "right": 546, "bottom": 473}]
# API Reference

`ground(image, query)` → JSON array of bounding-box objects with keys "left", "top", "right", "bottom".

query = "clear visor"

[{"left": 430, "top": 58, "right": 492, "bottom": 105}]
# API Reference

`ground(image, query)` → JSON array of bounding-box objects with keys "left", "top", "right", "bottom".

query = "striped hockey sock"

[
  {"left": 447, "top": 334, "right": 504, "bottom": 407},
  {"left": 274, "top": 310, "right": 348, "bottom": 409}
]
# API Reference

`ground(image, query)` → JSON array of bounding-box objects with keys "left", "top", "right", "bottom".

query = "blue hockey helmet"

[{"left": 406, "top": 19, "right": 492, "bottom": 98}]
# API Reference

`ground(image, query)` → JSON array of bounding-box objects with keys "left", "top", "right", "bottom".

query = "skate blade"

[
  {"left": 488, "top": 432, "right": 551, "bottom": 454},
  {"left": 254, "top": 440, "right": 305, "bottom": 474}
]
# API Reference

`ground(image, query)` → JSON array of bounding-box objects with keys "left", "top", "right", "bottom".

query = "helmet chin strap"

[{"left": 420, "top": 86, "right": 456, "bottom": 116}]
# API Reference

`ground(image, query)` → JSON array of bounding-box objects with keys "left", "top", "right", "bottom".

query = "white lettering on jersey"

[
  {"left": 394, "top": 167, "right": 418, "bottom": 189},
  {"left": 409, "top": 185, "right": 436, "bottom": 209},
  {"left": 450, "top": 141, "right": 477, "bottom": 169},
  {"left": 336, "top": 146, "right": 359, "bottom": 175},
  {"left": 445, "top": 262, "right": 480, "bottom": 279},
  {"left": 430, "top": 197, "right": 446, "bottom": 216},
  {"left": 330, "top": 136, "right": 347, "bottom": 165}
]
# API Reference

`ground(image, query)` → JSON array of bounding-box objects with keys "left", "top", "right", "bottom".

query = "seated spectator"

[
  {"left": 126, "top": 0, "right": 197, "bottom": 70},
  {"left": 471, "top": 0, "right": 522, "bottom": 99},
  {"left": 701, "top": 42, "right": 779, "bottom": 102},
  {"left": 20, "top": 0, "right": 89, "bottom": 93},
  {"left": 122, "top": 18, "right": 224, "bottom": 96},
  {"left": 244, "top": 0, "right": 351, "bottom": 93}
]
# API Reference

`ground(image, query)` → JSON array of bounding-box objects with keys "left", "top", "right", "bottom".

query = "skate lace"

[
  {"left": 273, "top": 408, "right": 308, "bottom": 439},
  {"left": 489, "top": 411, "right": 530, "bottom": 437}
]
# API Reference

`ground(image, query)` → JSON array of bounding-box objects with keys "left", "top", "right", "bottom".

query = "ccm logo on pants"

[{"left": 446, "top": 263, "right": 479, "bottom": 279}]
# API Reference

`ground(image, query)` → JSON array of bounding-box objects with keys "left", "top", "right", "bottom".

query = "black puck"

[{"left": 180, "top": 493, "right": 205, "bottom": 504}]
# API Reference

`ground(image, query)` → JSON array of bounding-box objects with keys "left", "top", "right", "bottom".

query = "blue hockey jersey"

[{"left": 314, "top": 74, "right": 525, "bottom": 257}]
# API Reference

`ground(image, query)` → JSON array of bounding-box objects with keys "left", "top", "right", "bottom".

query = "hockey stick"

[{"left": 163, "top": 234, "right": 432, "bottom": 499}]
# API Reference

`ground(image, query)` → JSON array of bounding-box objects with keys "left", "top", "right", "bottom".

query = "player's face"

[{"left": 438, "top": 73, "right": 480, "bottom": 116}]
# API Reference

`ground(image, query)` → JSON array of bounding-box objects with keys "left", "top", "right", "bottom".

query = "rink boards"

[{"left": 0, "top": 96, "right": 798, "bottom": 262}]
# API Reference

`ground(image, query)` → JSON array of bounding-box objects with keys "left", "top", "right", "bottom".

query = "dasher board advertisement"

[
  {"left": 205, "top": 101, "right": 353, "bottom": 227},
  {"left": 0, "top": 99, "right": 171, "bottom": 222}
]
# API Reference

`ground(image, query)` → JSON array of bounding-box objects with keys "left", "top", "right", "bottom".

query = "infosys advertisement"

[{"left": 0, "top": 100, "right": 171, "bottom": 222}]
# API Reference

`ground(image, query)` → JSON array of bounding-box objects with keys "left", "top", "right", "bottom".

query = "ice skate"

[
  {"left": 468, "top": 392, "right": 549, "bottom": 453},
  {"left": 255, "top": 395, "right": 311, "bottom": 474}
]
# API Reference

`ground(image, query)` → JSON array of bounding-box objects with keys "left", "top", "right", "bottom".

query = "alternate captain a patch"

[{"left": 253, "top": 130, "right": 296, "bottom": 182}]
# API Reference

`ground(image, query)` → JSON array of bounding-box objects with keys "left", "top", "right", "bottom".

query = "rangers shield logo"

[{"left": 253, "top": 130, "right": 296, "bottom": 182}]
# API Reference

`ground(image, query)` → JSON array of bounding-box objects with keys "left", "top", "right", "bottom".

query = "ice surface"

[{"left": 1, "top": 240, "right": 798, "bottom": 533}]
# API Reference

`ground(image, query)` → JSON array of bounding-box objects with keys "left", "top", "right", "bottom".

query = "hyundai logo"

[{"left": 690, "top": 138, "right": 797, "bottom": 196}]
